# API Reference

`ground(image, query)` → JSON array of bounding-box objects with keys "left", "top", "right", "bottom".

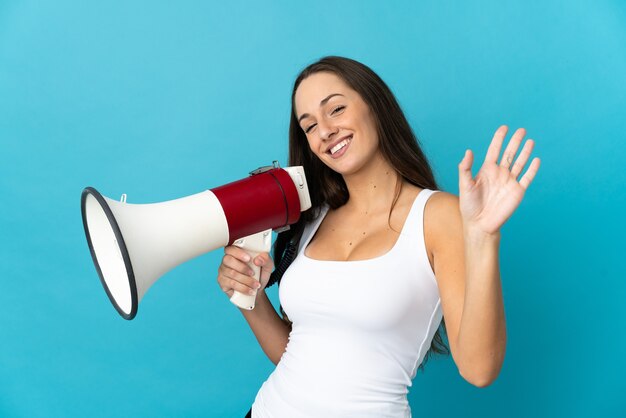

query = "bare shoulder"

[
  {"left": 423, "top": 191, "right": 463, "bottom": 273},
  {"left": 425, "top": 191, "right": 462, "bottom": 231}
]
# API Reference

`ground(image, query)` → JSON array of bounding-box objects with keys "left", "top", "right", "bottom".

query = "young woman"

[{"left": 216, "top": 56, "right": 540, "bottom": 418}]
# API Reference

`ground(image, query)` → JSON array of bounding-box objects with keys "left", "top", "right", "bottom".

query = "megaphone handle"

[
  {"left": 229, "top": 249, "right": 261, "bottom": 310},
  {"left": 230, "top": 229, "right": 272, "bottom": 310}
]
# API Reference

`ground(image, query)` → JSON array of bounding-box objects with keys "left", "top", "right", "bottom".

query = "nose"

[{"left": 317, "top": 118, "right": 338, "bottom": 141}]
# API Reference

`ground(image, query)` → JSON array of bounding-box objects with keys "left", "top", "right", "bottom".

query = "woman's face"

[{"left": 294, "top": 72, "right": 380, "bottom": 176}]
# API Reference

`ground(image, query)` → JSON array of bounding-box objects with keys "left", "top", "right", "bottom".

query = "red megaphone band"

[{"left": 211, "top": 168, "right": 301, "bottom": 244}]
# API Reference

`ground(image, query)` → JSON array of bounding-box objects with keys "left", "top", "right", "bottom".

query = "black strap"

[{"left": 265, "top": 238, "right": 298, "bottom": 288}]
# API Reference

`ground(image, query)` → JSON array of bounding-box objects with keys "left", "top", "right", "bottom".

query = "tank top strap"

[
  {"left": 401, "top": 188, "right": 439, "bottom": 233},
  {"left": 394, "top": 188, "right": 440, "bottom": 255},
  {"left": 298, "top": 205, "right": 329, "bottom": 256}
]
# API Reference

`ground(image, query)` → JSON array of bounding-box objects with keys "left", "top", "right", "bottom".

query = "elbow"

[
  {"left": 458, "top": 343, "right": 506, "bottom": 388},
  {"left": 459, "top": 356, "right": 504, "bottom": 388},
  {"left": 460, "top": 370, "right": 498, "bottom": 388},
  {"left": 459, "top": 363, "right": 503, "bottom": 388}
]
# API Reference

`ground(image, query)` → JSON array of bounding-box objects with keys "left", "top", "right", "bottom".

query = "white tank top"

[{"left": 251, "top": 189, "right": 442, "bottom": 418}]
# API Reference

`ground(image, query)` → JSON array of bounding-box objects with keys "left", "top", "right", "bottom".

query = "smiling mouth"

[{"left": 328, "top": 136, "right": 352, "bottom": 155}]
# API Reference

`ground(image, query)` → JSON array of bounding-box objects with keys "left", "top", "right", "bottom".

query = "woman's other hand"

[{"left": 458, "top": 125, "right": 541, "bottom": 235}]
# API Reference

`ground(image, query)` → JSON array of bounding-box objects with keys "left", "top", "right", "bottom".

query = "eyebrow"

[{"left": 297, "top": 93, "right": 345, "bottom": 124}]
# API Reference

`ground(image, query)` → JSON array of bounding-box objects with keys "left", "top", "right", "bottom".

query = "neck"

[{"left": 341, "top": 154, "right": 400, "bottom": 213}]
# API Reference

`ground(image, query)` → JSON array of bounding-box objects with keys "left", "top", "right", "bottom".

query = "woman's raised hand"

[
  {"left": 458, "top": 125, "right": 541, "bottom": 235},
  {"left": 217, "top": 246, "right": 275, "bottom": 299}
]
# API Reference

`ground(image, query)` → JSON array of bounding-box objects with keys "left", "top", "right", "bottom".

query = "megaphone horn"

[{"left": 81, "top": 163, "right": 311, "bottom": 320}]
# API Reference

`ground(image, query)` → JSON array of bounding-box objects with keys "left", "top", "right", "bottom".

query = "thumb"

[
  {"left": 458, "top": 149, "right": 475, "bottom": 191},
  {"left": 254, "top": 254, "right": 273, "bottom": 288}
]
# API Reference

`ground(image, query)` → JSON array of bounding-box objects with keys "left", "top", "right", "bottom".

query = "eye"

[
  {"left": 331, "top": 105, "right": 345, "bottom": 114},
  {"left": 304, "top": 123, "right": 317, "bottom": 134}
]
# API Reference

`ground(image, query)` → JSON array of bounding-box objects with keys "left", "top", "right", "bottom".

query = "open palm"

[{"left": 458, "top": 126, "right": 541, "bottom": 235}]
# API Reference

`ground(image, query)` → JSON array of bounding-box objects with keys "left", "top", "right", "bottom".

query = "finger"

[
  {"left": 519, "top": 157, "right": 541, "bottom": 190},
  {"left": 254, "top": 253, "right": 275, "bottom": 288},
  {"left": 484, "top": 125, "right": 508, "bottom": 165},
  {"left": 224, "top": 245, "right": 252, "bottom": 263},
  {"left": 217, "top": 271, "right": 260, "bottom": 295},
  {"left": 510, "top": 139, "right": 534, "bottom": 179},
  {"left": 217, "top": 262, "right": 254, "bottom": 285},
  {"left": 217, "top": 263, "right": 260, "bottom": 293},
  {"left": 499, "top": 128, "right": 526, "bottom": 169},
  {"left": 222, "top": 254, "right": 255, "bottom": 277},
  {"left": 253, "top": 252, "right": 275, "bottom": 269},
  {"left": 458, "top": 149, "right": 475, "bottom": 191},
  {"left": 225, "top": 276, "right": 260, "bottom": 296}
]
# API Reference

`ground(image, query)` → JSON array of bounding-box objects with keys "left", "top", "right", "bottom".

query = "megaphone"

[{"left": 81, "top": 162, "right": 311, "bottom": 320}]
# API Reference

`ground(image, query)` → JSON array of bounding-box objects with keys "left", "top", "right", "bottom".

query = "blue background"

[{"left": 1, "top": 1, "right": 625, "bottom": 417}]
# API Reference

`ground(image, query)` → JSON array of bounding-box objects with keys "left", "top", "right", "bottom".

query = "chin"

[{"left": 323, "top": 158, "right": 363, "bottom": 177}]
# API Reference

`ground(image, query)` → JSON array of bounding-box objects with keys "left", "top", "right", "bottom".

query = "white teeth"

[{"left": 330, "top": 138, "right": 351, "bottom": 155}]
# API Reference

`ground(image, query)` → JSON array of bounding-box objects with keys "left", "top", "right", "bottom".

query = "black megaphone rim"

[{"left": 81, "top": 187, "right": 138, "bottom": 320}]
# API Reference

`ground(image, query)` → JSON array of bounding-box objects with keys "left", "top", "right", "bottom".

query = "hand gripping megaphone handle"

[{"left": 230, "top": 228, "right": 273, "bottom": 310}]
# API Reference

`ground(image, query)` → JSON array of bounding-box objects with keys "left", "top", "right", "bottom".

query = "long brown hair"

[{"left": 274, "top": 56, "right": 449, "bottom": 372}]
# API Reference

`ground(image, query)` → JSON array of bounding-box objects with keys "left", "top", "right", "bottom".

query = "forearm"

[
  {"left": 239, "top": 289, "right": 291, "bottom": 365},
  {"left": 456, "top": 227, "right": 507, "bottom": 386}
]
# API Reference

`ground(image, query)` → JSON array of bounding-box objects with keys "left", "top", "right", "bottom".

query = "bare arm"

[
  {"left": 217, "top": 246, "right": 291, "bottom": 365},
  {"left": 428, "top": 192, "right": 506, "bottom": 387},
  {"left": 457, "top": 225, "right": 505, "bottom": 385},
  {"left": 433, "top": 125, "right": 539, "bottom": 386},
  {"left": 239, "top": 289, "right": 291, "bottom": 365},
  {"left": 456, "top": 126, "right": 539, "bottom": 384}
]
